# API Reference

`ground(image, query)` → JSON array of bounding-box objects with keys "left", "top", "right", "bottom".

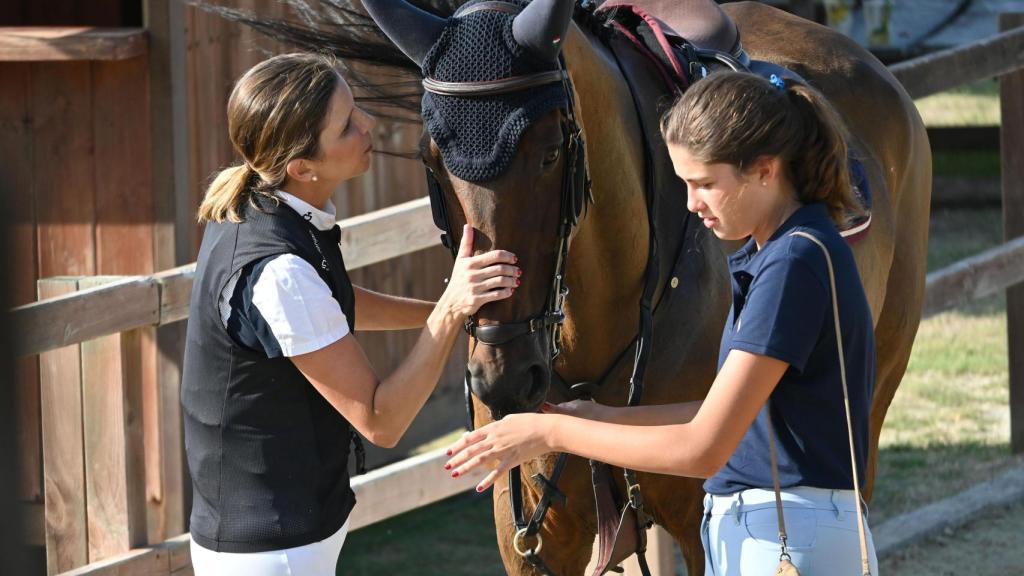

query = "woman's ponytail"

[
  {"left": 197, "top": 164, "right": 255, "bottom": 223},
  {"left": 786, "top": 84, "right": 863, "bottom": 226}
]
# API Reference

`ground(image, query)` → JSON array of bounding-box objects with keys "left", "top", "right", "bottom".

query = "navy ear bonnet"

[{"left": 422, "top": 0, "right": 568, "bottom": 183}]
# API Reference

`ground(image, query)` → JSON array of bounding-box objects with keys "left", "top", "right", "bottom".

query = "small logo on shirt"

[{"left": 303, "top": 212, "right": 312, "bottom": 221}]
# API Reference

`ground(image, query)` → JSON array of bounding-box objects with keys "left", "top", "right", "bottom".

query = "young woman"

[
  {"left": 445, "top": 71, "right": 879, "bottom": 575},
  {"left": 181, "top": 52, "right": 521, "bottom": 576}
]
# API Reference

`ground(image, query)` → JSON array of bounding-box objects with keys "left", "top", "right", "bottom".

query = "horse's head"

[{"left": 365, "top": 0, "right": 585, "bottom": 418}]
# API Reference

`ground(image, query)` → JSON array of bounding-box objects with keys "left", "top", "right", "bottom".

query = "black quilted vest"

[{"left": 182, "top": 195, "right": 357, "bottom": 553}]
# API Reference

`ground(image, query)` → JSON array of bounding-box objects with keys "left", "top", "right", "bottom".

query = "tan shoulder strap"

[{"left": 764, "top": 230, "right": 871, "bottom": 576}]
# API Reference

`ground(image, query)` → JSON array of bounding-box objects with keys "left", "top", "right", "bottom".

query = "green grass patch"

[
  {"left": 914, "top": 79, "right": 1000, "bottom": 127},
  {"left": 932, "top": 149, "right": 1001, "bottom": 179},
  {"left": 340, "top": 491, "right": 502, "bottom": 575}
]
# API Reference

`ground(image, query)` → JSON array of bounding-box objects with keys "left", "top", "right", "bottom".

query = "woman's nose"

[
  {"left": 686, "top": 189, "right": 701, "bottom": 214},
  {"left": 358, "top": 108, "right": 377, "bottom": 134}
]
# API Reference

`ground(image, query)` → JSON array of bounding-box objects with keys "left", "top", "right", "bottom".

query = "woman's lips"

[{"left": 702, "top": 216, "right": 718, "bottom": 228}]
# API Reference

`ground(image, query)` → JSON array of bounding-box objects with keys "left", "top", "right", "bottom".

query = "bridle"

[
  {"left": 419, "top": 3, "right": 592, "bottom": 573},
  {"left": 423, "top": 0, "right": 591, "bottom": 366}
]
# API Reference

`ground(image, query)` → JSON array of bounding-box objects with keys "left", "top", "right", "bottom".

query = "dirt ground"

[{"left": 878, "top": 498, "right": 1024, "bottom": 576}]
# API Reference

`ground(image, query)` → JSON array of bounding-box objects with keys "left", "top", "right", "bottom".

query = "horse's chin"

[{"left": 487, "top": 398, "right": 545, "bottom": 422}]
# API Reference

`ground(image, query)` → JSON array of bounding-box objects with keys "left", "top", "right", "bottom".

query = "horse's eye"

[{"left": 543, "top": 148, "right": 560, "bottom": 166}]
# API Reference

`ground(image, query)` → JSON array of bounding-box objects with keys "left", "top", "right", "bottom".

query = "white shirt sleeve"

[{"left": 249, "top": 254, "right": 351, "bottom": 357}]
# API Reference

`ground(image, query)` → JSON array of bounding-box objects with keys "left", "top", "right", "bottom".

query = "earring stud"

[{"left": 311, "top": 175, "right": 318, "bottom": 182}]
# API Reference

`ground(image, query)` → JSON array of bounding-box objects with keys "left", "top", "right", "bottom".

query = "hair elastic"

[{"left": 769, "top": 73, "right": 786, "bottom": 91}]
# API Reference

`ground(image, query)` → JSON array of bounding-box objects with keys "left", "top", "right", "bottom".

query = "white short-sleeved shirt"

[{"left": 219, "top": 191, "right": 350, "bottom": 358}]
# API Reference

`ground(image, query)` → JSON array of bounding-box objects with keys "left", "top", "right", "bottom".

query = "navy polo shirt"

[{"left": 703, "top": 203, "right": 875, "bottom": 495}]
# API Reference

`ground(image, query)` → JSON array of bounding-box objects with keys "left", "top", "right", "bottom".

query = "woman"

[
  {"left": 181, "top": 52, "right": 520, "bottom": 575},
  {"left": 445, "top": 71, "right": 879, "bottom": 575}
]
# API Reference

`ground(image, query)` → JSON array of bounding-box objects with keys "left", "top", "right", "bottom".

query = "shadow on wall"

[{"left": 1, "top": 180, "right": 28, "bottom": 574}]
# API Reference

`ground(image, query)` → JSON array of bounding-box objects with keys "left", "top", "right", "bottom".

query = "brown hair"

[
  {"left": 198, "top": 52, "right": 341, "bottom": 223},
  {"left": 660, "top": 71, "right": 861, "bottom": 225}
]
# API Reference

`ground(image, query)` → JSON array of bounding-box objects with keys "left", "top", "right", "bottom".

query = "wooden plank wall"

[
  {"left": 0, "top": 47, "right": 157, "bottom": 571},
  {"left": 183, "top": 1, "right": 468, "bottom": 466}
]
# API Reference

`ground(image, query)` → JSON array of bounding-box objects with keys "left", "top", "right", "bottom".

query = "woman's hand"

[
  {"left": 543, "top": 399, "right": 610, "bottom": 421},
  {"left": 444, "top": 413, "right": 554, "bottom": 492},
  {"left": 438, "top": 225, "right": 520, "bottom": 319}
]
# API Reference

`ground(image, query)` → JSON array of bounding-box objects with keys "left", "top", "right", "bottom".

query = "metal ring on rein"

[{"left": 513, "top": 528, "right": 543, "bottom": 557}]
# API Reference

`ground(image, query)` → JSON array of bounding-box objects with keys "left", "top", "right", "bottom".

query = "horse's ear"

[
  {"left": 512, "top": 0, "right": 574, "bottom": 62},
  {"left": 362, "top": 0, "right": 447, "bottom": 67}
]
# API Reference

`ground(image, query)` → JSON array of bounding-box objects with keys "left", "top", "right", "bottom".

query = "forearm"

[
  {"left": 354, "top": 286, "right": 434, "bottom": 331},
  {"left": 594, "top": 401, "right": 702, "bottom": 426},
  {"left": 546, "top": 416, "right": 720, "bottom": 478},
  {"left": 365, "top": 301, "right": 463, "bottom": 446}
]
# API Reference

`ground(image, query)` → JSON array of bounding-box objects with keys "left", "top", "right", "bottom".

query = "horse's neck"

[{"left": 556, "top": 24, "right": 650, "bottom": 386}]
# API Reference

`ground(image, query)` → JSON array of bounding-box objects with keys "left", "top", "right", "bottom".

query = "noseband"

[{"left": 422, "top": 2, "right": 591, "bottom": 362}]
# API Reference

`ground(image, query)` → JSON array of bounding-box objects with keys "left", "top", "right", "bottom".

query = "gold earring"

[{"left": 761, "top": 181, "right": 767, "bottom": 187}]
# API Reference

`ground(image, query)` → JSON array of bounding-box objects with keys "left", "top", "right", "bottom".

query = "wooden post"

[
  {"left": 144, "top": 0, "right": 191, "bottom": 540},
  {"left": 38, "top": 278, "right": 89, "bottom": 575},
  {"left": 78, "top": 277, "right": 148, "bottom": 562},
  {"left": 1001, "top": 13, "right": 1024, "bottom": 454}
]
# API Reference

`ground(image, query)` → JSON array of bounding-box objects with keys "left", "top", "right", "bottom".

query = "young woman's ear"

[
  {"left": 748, "top": 155, "right": 780, "bottom": 187},
  {"left": 286, "top": 158, "right": 318, "bottom": 183}
]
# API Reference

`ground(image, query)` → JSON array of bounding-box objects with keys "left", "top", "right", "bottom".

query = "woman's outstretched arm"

[{"left": 446, "top": 350, "right": 788, "bottom": 490}]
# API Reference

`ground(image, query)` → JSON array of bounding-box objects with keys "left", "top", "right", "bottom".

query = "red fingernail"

[
  {"left": 516, "top": 278, "right": 521, "bottom": 286},
  {"left": 517, "top": 269, "right": 523, "bottom": 277},
  {"left": 477, "top": 485, "right": 485, "bottom": 493},
  {"left": 541, "top": 404, "right": 551, "bottom": 413},
  {"left": 444, "top": 463, "right": 451, "bottom": 470},
  {"left": 446, "top": 449, "right": 452, "bottom": 456},
  {"left": 452, "top": 471, "right": 460, "bottom": 478}
]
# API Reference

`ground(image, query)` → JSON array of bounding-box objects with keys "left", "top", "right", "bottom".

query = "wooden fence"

[{"left": 8, "top": 12, "right": 1024, "bottom": 576}]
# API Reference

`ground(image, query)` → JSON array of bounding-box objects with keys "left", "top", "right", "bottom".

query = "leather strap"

[
  {"left": 765, "top": 230, "right": 871, "bottom": 576},
  {"left": 423, "top": 71, "right": 569, "bottom": 97}
]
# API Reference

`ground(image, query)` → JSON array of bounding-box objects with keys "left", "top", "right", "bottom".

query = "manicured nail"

[
  {"left": 444, "top": 463, "right": 451, "bottom": 470},
  {"left": 446, "top": 449, "right": 452, "bottom": 456},
  {"left": 516, "top": 268, "right": 523, "bottom": 277},
  {"left": 476, "top": 485, "right": 485, "bottom": 493},
  {"left": 541, "top": 403, "right": 551, "bottom": 413},
  {"left": 516, "top": 278, "right": 521, "bottom": 286},
  {"left": 452, "top": 471, "right": 460, "bottom": 478}
]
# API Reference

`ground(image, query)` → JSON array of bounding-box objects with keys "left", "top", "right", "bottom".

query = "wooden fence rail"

[
  {"left": 12, "top": 197, "right": 435, "bottom": 357},
  {"left": 15, "top": 15, "right": 1024, "bottom": 576}
]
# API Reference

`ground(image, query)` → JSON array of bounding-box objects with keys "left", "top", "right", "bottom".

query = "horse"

[{"left": 217, "top": 1, "right": 931, "bottom": 573}]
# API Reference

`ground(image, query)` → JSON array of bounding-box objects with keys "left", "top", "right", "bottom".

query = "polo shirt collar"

[
  {"left": 728, "top": 202, "right": 832, "bottom": 271},
  {"left": 275, "top": 190, "right": 337, "bottom": 232}
]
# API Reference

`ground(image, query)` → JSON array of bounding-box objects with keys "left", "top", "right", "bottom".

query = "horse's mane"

[
  {"left": 193, "top": 1, "right": 611, "bottom": 156},
  {"left": 193, "top": 0, "right": 472, "bottom": 125}
]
